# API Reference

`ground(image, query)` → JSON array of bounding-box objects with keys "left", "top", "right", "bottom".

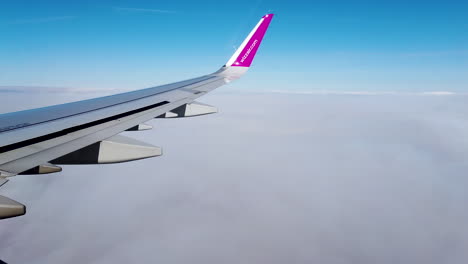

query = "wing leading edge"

[{"left": 0, "top": 14, "right": 274, "bottom": 219}]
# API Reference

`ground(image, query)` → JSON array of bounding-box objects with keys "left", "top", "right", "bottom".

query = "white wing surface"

[{"left": 0, "top": 14, "right": 274, "bottom": 219}]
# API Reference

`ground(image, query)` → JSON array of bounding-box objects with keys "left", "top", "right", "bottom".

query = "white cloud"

[
  {"left": 420, "top": 91, "right": 457, "bottom": 96},
  {"left": 267, "top": 89, "right": 463, "bottom": 96},
  {"left": 1, "top": 91, "right": 468, "bottom": 263}
]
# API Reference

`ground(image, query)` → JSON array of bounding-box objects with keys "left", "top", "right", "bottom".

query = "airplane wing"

[{"left": 0, "top": 14, "right": 274, "bottom": 219}]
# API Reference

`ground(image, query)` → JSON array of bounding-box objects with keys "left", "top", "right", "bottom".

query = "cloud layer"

[{"left": 1, "top": 91, "right": 468, "bottom": 263}]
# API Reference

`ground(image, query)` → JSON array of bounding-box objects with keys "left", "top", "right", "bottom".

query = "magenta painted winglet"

[{"left": 225, "top": 14, "right": 274, "bottom": 68}]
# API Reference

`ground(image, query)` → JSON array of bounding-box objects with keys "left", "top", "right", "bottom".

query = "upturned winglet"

[
  {"left": 225, "top": 14, "right": 274, "bottom": 67},
  {"left": 215, "top": 14, "right": 274, "bottom": 79}
]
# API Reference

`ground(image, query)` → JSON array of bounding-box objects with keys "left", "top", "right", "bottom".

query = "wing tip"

[{"left": 224, "top": 14, "right": 274, "bottom": 68}]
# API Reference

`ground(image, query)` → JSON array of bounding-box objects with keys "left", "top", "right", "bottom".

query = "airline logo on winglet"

[
  {"left": 227, "top": 14, "right": 274, "bottom": 68},
  {"left": 240, "top": 39, "right": 258, "bottom": 63}
]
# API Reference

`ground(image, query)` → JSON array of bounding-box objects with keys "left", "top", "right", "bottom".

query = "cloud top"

[{"left": 1, "top": 92, "right": 468, "bottom": 263}]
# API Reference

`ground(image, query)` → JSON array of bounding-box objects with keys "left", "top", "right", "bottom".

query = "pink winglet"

[{"left": 228, "top": 14, "right": 274, "bottom": 67}]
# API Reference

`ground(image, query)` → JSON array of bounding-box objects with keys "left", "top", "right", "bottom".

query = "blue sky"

[{"left": 0, "top": 0, "right": 467, "bottom": 92}]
